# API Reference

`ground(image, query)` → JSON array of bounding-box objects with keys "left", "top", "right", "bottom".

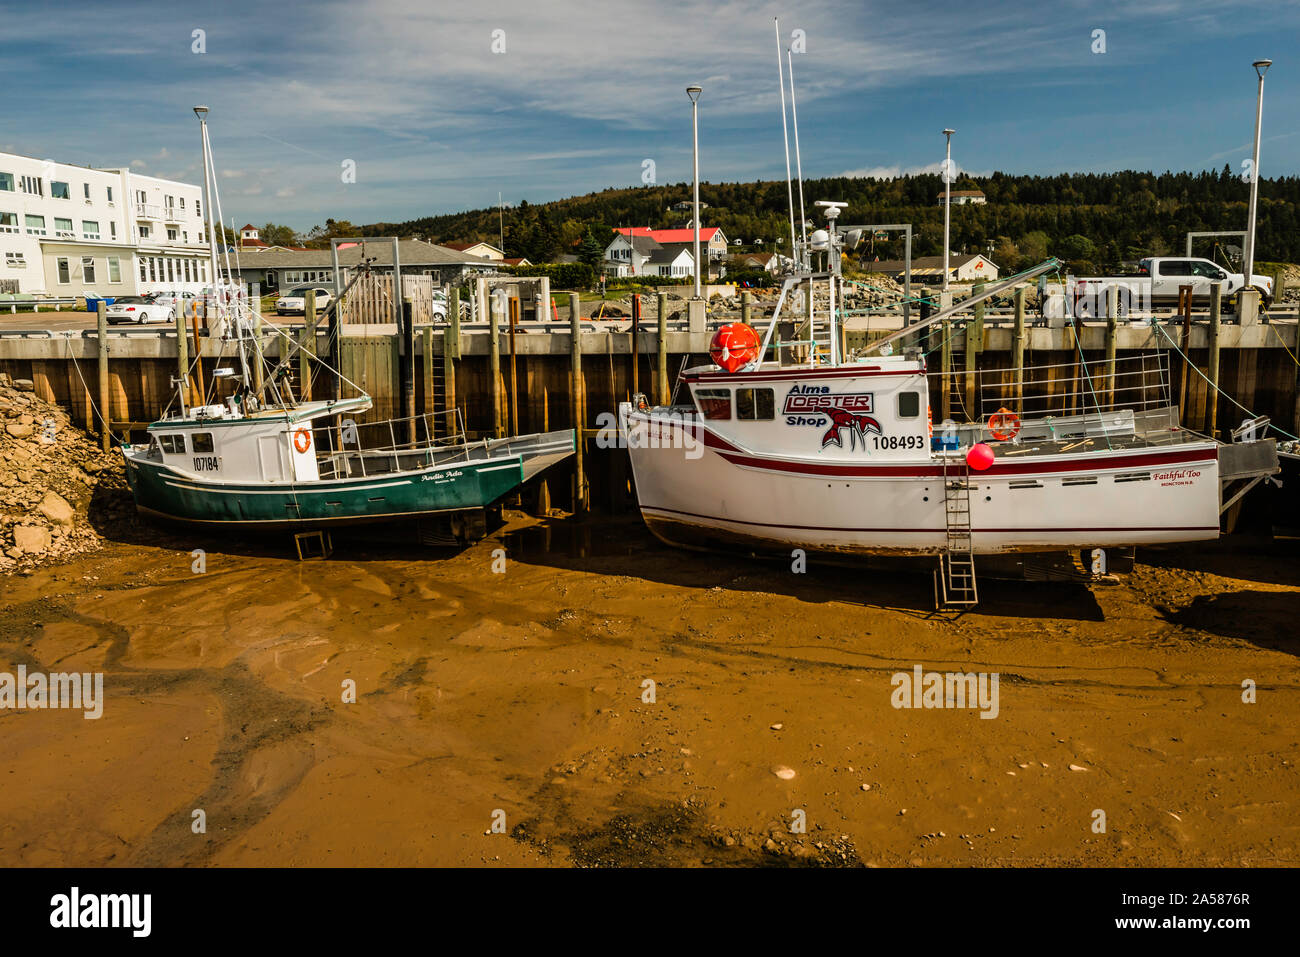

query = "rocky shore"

[{"left": 0, "top": 373, "right": 133, "bottom": 573}]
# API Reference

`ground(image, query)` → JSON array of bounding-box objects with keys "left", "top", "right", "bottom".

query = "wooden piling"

[
  {"left": 252, "top": 305, "right": 264, "bottom": 397},
  {"left": 508, "top": 295, "right": 519, "bottom": 436},
  {"left": 96, "top": 301, "right": 110, "bottom": 450},
  {"left": 1105, "top": 285, "right": 1118, "bottom": 410},
  {"left": 657, "top": 292, "right": 669, "bottom": 403},
  {"left": 489, "top": 289, "right": 502, "bottom": 437},
  {"left": 631, "top": 294, "right": 640, "bottom": 397},
  {"left": 741, "top": 290, "right": 752, "bottom": 326},
  {"left": 964, "top": 283, "right": 984, "bottom": 417},
  {"left": 401, "top": 300, "right": 416, "bottom": 442},
  {"left": 175, "top": 302, "right": 188, "bottom": 407},
  {"left": 1178, "top": 284, "right": 1193, "bottom": 421},
  {"left": 302, "top": 290, "right": 316, "bottom": 402},
  {"left": 569, "top": 292, "right": 586, "bottom": 514},
  {"left": 300, "top": 306, "right": 315, "bottom": 402},
  {"left": 1208, "top": 281, "right": 1222, "bottom": 438},
  {"left": 1012, "top": 287, "right": 1026, "bottom": 410}
]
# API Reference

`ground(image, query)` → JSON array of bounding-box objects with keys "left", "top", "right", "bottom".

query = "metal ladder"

[{"left": 936, "top": 452, "right": 979, "bottom": 608}]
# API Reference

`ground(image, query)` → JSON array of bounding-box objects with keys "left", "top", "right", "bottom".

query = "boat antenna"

[
  {"left": 774, "top": 17, "right": 797, "bottom": 261},
  {"left": 787, "top": 47, "right": 809, "bottom": 269}
]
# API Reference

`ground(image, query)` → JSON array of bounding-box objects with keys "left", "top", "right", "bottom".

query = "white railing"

[{"left": 134, "top": 203, "right": 162, "bottom": 220}]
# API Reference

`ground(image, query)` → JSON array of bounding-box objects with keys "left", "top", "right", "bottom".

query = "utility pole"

[
  {"left": 687, "top": 85, "right": 703, "bottom": 299},
  {"left": 942, "top": 128, "right": 955, "bottom": 292}
]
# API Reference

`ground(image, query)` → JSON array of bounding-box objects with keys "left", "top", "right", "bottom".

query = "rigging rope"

[{"left": 1151, "top": 320, "right": 1299, "bottom": 441}]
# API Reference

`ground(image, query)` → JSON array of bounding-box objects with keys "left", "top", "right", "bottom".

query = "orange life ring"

[
  {"left": 293, "top": 428, "right": 312, "bottom": 453},
  {"left": 987, "top": 407, "right": 1021, "bottom": 442}
]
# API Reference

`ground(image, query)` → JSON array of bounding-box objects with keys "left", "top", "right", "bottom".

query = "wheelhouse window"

[
  {"left": 191, "top": 432, "right": 214, "bottom": 453},
  {"left": 897, "top": 391, "right": 920, "bottom": 418},
  {"left": 158, "top": 434, "right": 186, "bottom": 454},
  {"left": 736, "top": 387, "right": 775, "bottom": 420},
  {"left": 694, "top": 388, "right": 732, "bottom": 420}
]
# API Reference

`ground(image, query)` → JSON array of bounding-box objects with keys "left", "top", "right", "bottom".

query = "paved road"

[{"left": 0, "top": 311, "right": 302, "bottom": 334}]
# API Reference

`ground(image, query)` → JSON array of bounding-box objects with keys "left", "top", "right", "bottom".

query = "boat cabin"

[
  {"left": 139, "top": 397, "right": 371, "bottom": 484},
  {"left": 681, "top": 355, "right": 933, "bottom": 461}
]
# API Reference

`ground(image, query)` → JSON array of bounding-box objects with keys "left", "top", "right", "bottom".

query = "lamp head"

[
  {"left": 942, "top": 128, "right": 955, "bottom": 136},
  {"left": 1253, "top": 59, "right": 1272, "bottom": 79},
  {"left": 193, "top": 105, "right": 209, "bottom": 118},
  {"left": 686, "top": 85, "right": 702, "bottom": 102}
]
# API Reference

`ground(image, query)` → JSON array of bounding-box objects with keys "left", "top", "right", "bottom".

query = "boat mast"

[
  {"left": 774, "top": 18, "right": 797, "bottom": 260},
  {"left": 196, "top": 109, "right": 254, "bottom": 401},
  {"left": 787, "top": 48, "right": 809, "bottom": 269},
  {"left": 194, "top": 106, "right": 224, "bottom": 408}
]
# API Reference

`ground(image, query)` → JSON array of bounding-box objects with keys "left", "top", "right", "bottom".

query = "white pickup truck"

[{"left": 1047, "top": 257, "right": 1275, "bottom": 318}]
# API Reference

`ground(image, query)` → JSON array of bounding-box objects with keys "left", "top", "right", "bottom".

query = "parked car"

[
  {"left": 275, "top": 286, "right": 333, "bottom": 316},
  {"left": 106, "top": 296, "right": 175, "bottom": 325},
  {"left": 145, "top": 290, "right": 198, "bottom": 316},
  {"left": 431, "top": 290, "right": 471, "bottom": 322},
  {"left": 1054, "top": 257, "right": 1275, "bottom": 318}
]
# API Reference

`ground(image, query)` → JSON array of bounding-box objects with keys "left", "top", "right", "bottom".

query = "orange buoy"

[
  {"left": 709, "top": 323, "right": 760, "bottom": 372},
  {"left": 987, "top": 407, "right": 1021, "bottom": 442},
  {"left": 293, "top": 428, "right": 312, "bottom": 453}
]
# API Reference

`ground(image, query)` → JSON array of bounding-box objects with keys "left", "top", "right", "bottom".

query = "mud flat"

[{"left": 0, "top": 514, "right": 1297, "bottom": 867}]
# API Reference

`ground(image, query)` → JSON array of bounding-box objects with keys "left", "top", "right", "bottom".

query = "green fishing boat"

[{"left": 121, "top": 107, "right": 574, "bottom": 536}]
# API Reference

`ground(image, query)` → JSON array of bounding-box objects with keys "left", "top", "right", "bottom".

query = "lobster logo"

[{"left": 821, "top": 408, "right": 882, "bottom": 450}]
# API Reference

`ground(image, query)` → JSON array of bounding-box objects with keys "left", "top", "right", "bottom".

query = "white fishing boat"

[{"left": 618, "top": 204, "right": 1279, "bottom": 606}]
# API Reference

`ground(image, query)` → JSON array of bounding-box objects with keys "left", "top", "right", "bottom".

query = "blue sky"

[{"left": 2, "top": 0, "right": 1296, "bottom": 231}]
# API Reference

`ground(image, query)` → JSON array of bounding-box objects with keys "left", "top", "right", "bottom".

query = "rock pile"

[{"left": 0, "top": 372, "right": 133, "bottom": 573}]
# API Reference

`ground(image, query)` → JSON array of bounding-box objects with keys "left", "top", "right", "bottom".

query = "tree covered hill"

[{"left": 331, "top": 167, "right": 1298, "bottom": 273}]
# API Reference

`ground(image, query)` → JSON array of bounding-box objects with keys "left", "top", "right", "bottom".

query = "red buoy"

[
  {"left": 709, "top": 323, "right": 760, "bottom": 372},
  {"left": 966, "top": 442, "right": 995, "bottom": 472}
]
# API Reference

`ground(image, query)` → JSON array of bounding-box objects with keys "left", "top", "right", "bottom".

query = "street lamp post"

[
  {"left": 942, "top": 129, "right": 955, "bottom": 291},
  {"left": 687, "top": 85, "right": 703, "bottom": 299},
  {"left": 1242, "top": 59, "right": 1271, "bottom": 291}
]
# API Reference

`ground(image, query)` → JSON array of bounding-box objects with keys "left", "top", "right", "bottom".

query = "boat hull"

[
  {"left": 624, "top": 412, "right": 1222, "bottom": 556},
  {"left": 123, "top": 454, "right": 529, "bottom": 530}
]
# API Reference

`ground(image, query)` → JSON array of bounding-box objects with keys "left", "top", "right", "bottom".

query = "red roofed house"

[
  {"left": 607, "top": 226, "right": 728, "bottom": 277},
  {"left": 238, "top": 224, "right": 268, "bottom": 249}
]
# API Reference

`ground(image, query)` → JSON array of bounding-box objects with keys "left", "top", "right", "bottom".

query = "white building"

[
  {"left": 0, "top": 149, "right": 209, "bottom": 300},
  {"left": 604, "top": 232, "right": 695, "bottom": 278}
]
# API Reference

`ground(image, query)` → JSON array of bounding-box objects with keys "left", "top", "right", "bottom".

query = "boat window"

[
  {"left": 694, "top": 388, "right": 732, "bottom": 420},
  {"left": 897, "top": 391, "right": 920, "bottom": 418},
  {"left": 192, "top": 432, "right": 214, "bottom": 453},
  {"left": 158, "top": 434, "right": 185, "bottom": 454},
  {"left": 736, "top": 387, "right": 774, "bottom": 420}
]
